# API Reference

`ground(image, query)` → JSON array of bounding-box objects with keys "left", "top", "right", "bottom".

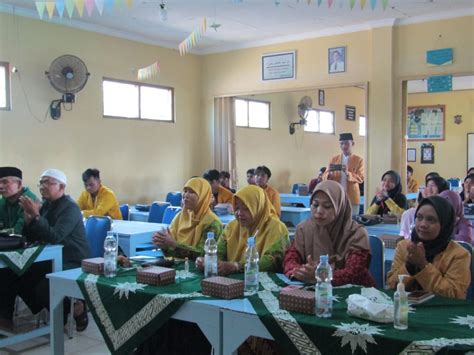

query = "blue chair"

[
  {"left": 457, "top": 241, "right": 473, "bottom": 300},
  {"left": 148, "top": 201, "right": 171, "bottom": 223},
  {"left": 166, "top": 192, "right": 182, "bottom": 207},
  {"left": 292, "top": 183, "right": 305, "bottom": 194},
  {"left": 162, "top": 206, "right": 182, "bottom": 224},
  {"left": 368, "top": 235, "right": 384, "bottom": 289},
  {"left": 85, "top": 216, "right": 113, "bottom": 258},
  {"left": 120, "top": 204, "right": 129, "bottom": 220},
  {"left": 447, "top": 178, "right": 461, "bottom": 191}
]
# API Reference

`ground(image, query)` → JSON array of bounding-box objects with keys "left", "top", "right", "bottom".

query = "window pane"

[
  {"left": 248, "top": 101, "right": 269, "bottom": 128},
  {"left": 235, "top": 99, "right": 248, "bottom": 127},
  {"left": 304, "top": 110, "right": 319, "bottom": 132},
  {"left": 359, "top": 116, "right": 366, "bottom": 136},
  {"left": 0, "top": 65, "right": 6, "bottom": 109},
  {"left": 103, "top": 80, "right": 139, "bottom": 118},
  {"left": 140, "top": 86, "right": 172, "bottom": 121},
  {"left": 319, "top": 111, "right": 334, "bottom": 133}
]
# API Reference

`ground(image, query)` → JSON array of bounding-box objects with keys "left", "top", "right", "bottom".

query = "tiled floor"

[{"left": 0, "top": 313, "right": 110, "bottom": 355}]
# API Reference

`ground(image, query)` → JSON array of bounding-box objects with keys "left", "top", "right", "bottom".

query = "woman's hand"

[
  {"left": 375, "top": 185, "right": 388, "bottom": 201},
  {"left": 152, "top": 228, "right": 176, "bottom": 249},
  {"left": 292, "top": 255, "right": 317, "bottom": 283},
  {"left": 406, "top": 241, "right": 428, "bottom": 269},
  {"left": 218, "top": 261, "right": 239, "bottom": 276}
]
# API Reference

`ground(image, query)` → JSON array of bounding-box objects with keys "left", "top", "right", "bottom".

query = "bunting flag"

[
  {"left": 328, "top": 0, "right": 334, "bottom": 8},
  {"left": 35, "top": 1, "right": 46, "bottom": 19},
  {"left": 350, "top": 0, "right": 355, "bottom": 9},
  {"left": 137, "top": 61, "right": 160, "bottom": 81},
  {"left": 56, "top": 0, "right": 65, "bottom": 17},
  {"left": 95, "top": 0, "right": 105, "bottom": 15},
  {"left": 105, "top": 0, "right": 114, "bottom": 13},
  {"left": 115, "top": 0, "right": 124, "bottom": 10},
  {"left": 178, "top": 18, "right": 207, "bottom": 56},
  {"left": 84, "top": 0, "right": 94, "bottom": 16},
  {"left": 360, "top": 0, "right": 367, "bottom": 9},
  {"left": 65, "top": 0, "right": 75, "bottom": 17},
  {"left": 125, "top": 0, "right": 134, "bottom": 8},
  {"left": 317, "top": 0, "right": 322, "bottom": 6},
  {"left": 75, "top": 0, "right": 85, "bottom": 17},
  {"left": 370, "top": 0, "right": 377, "bottom": 10},
  {"left": 45, "top": 1, "right": 56, "bottom": 18},
  {"left": 381, "top": 0, "right": 388, "bottom": 10}
]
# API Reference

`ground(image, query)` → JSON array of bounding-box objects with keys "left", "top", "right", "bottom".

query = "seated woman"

[
  {"left": 152, "top": 177, "right": 222, "bottom": 260},
  {"left": 387, "top": 196, "right": 471, "bottom": 299},
  {"left": 284, "top": 181, "right": 375, "bottom": 287},
  {"left": 399, "top": 175, "right": 450, "bottom": 239},
  {"left": 197, "top": 185, "right": 289, "bottom": 275},
  {"left": 440, "top": 190, "right": 473, "bottom": 244},
  {"left": 366, "top": 170, "right": 407, "bottom": 217}
]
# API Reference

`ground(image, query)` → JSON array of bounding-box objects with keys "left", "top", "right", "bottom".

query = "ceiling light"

[{"left": 160, "top": 2, "right": 167, "bottom": 21}]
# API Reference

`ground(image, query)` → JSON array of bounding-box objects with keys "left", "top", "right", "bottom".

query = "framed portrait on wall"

[
  {"left": 328, "top": 46, "right": 346, "bottom": 74},
  {"left": 407, "top": 105, "right": 445, "bottom": 141},
  {"left": 407, "top": 148, "right": 416, "bottom": 162},
  {"left": 421, "top": 144, "right": 435, "bottom": 164}
]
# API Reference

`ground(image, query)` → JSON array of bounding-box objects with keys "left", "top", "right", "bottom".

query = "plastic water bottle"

[
  {"left": 204, "top": 232, "right": 218, "bottom": 278},
  {"left": 103, "top": 234, "right": 118, "bottom": 278},
  {"left": 244, "top": 237, "right": 259, "bottom": 294},
  {"left": 394, "top": 275, "right": 408, "bottom": 330},
  {"left": 315, "top": 254, "right": 333, "bottom": 318}
]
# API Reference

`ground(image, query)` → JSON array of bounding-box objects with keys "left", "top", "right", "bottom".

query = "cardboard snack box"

[
  {"left": 81, "top": 257, "right": 105, "bottom": 275},
  {"left": 201, "top": 276, "right": 244, "bottom": 299},
  {"left": 279, "top": 288, "right": 315, "bottom": 315},
  {"left": 136, "top": 266, "right": 176, "bottom": 286}
]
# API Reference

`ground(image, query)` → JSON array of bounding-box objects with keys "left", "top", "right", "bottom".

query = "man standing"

[
  {"left": 323, "top": 133, "right": 364, "bottom": 214},
  {"left": 0, "top": 167, "right": 37, "bottom": 234},
  {"left": 77, "top": 168, "right": 122, "bottom": 220}
]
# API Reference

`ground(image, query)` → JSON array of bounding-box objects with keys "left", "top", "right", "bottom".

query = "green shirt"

[{"left": 0, "top": 187, "right": 38, "bottom": 234}]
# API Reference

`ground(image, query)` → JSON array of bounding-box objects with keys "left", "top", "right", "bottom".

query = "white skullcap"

[{"left": 41, "top": 169, "right": 67, "bottom": 186}]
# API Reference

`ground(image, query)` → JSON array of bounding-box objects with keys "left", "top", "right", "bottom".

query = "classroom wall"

[
  {"left": 0, "top": 13, "right": 203, "bottom": 203},
  {"left": 406, "top": 89, "right": 474, "bottom": 185},
  {"left": 234, "top": 87, "right": 366, "bottom": 192}
]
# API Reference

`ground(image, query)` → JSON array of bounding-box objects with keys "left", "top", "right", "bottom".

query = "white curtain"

[{"left": 214, "top": 97, "right": 237, "bottom": 188}]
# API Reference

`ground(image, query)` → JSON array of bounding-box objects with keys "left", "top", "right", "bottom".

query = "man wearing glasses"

[
  {"left": 0, "top": 166, "right": 38, "bottom": 234},
  {"left": 0, "top": 169, "right": 90, "bottom": 332}
]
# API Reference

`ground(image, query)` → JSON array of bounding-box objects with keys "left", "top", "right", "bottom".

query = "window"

[
  {"left": 0, "top": 62, "right": 11, "bottom": 111},
  {"left": 235, "top": 98, "right": 270, "bottom": 129},
  {"left": 304, "top": 109, "right": 335, "bottom": 134},
  {"left": 359, "top": 115, "right": 366, "bottom": 136},
  {"left": 102, "top": 78, "right": 173, "bottom": 121}
]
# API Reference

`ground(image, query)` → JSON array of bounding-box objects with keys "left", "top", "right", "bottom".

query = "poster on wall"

[
  {"left": 345, "top": 105, "right": 356, "bottom": 121},
  {"left": 407, "top": 105, "right": 445, "bottom": 141},
  {"left": 261, "top": 51, "right": 296, "bottom": 81},
  {"left": 426, "top": 48, "right": 453, "bottom": 66}
]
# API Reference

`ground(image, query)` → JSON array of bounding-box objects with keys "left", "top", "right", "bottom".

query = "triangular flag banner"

[
  {"left": 75, "top": 0, "right": 85, "bottom": 16},
  {"left": 350, "top": 0, "right": 355, "bottom": 9},
  {"left": 104, "top": 0, "right": 114, "bottom": 12},
  {"left": 360, "top": 0, "right": 367, "bottom": 9},
  {"left": 45, "top": 2, "right": 56, "bottom": 18},
  {"left": 381, "top": 0, "right": 388, "bottom": 10},
  {"left": 56, "top": 0, "right": 65, "bottom": 18},
  {"left": 65, "top": 0, "right": 75, "bottom": 17},
  {"left": 328, "top": 0, "right": 334, "bottom": 8},
  {"left": 95, "top": 0, "right": 105, "bottom": 15},
  {"left": 125, "top": 0, "right": 133, "bottom": 8},
  {"left": 115, "top": 0, "right": 124, "bottom": 10},
  {"left": 137, "top": 61, "right": 160, "bottom": 81},
  {"left": 370, "top": 0, "right": 376, "bottom": 10},
  {"left": 35, "top": 2, "right": 46, "bottom": 19},
  {"left": 307, "top": 0, "right": 312, "bottom": 4},
  {"left": 178, "top": 18, "right": 207, "bottom": 56},
  {"left": 84, "top": 0, "right": 94, "bottom": 16},
  {"left": 317, "top": 0, "right": 322, "bottom": 6}
]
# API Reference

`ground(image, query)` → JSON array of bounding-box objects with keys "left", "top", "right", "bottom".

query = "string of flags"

[
  {"left": 178, "top": 18, "right": 207, "bottom": 56},
  {"left": 34, "top": 0, "right": 134, "bottom": 19},
  {"left": 137, "top": 61, "right": 160, "bottom": 81}
]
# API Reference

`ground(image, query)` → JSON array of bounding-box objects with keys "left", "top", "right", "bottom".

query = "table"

[
  {"left": 280, "top": 206, "right": 311, "bottom": 227},
  {"left": 111, "top": 220, "right": 168, "bottom": 257},
  {"left": 218, "top": 213, "right": 235, "bottom": 225},
  {"left": 280, "top": 193, "right": 311, "bottom": 207},
  {"left": 365, "top": 223, "right": 401, "bottom": 238},
  {"left": 128, "top": 207, "right": 149, "bottom": 222},
  {"left": 0, "top": 245, "right": 63, "bottom": 348}
]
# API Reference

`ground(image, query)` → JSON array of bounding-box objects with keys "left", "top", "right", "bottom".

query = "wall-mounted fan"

[
  {"left": 289, "top": 96, "right": 312, "bottom": 135},
  {"left": 45, "top": 55, "right": 90, "bottom": 120}
]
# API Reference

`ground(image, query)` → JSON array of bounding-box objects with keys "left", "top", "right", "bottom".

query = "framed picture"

[
  {"left": 345, "top": 105, "right": 356, "bottom": 121},
  {"left": 421, "top": 145, "right": 435, "bottom": 164},
  {"left": 407, "top": 148, "right": 416, "bottom": 162},
  {"left": 407, "top": 105, "right": 445, "bottom": 141},
  {"left": 328, "top": 46, "right": 346, "bottom": 74},
  {"left": 318, "top": 89, "right": 325, "bottom": 106},
  {"left": 261, "top": 51, "right": 296, "bottom": 81}
]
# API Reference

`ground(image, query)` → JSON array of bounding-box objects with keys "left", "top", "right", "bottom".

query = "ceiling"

[{"left": 0, "top": 0, "right": 473, "bottom": 54}]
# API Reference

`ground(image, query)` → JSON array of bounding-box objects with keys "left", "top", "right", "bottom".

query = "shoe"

[{"left": 73, "top": 301, "right": 88, "bottom": 332}]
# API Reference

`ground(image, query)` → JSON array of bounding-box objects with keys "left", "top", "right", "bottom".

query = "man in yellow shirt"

[
  {"left": 255, "top": 165, "right": 281, "bottom": 217},
  {"left": 77, "top": 169, "right": 122, "bottom": 220},
  {"left": 407, "top": 165, "right": 419, "bottom": 193},
  {"left": 203, "top": 169, "right": 234, "bottom": 208}
]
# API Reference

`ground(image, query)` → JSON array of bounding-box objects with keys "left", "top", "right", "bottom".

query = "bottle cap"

[
  {"left": 247, "top": 236, "right": 255, "bottom": 246},
  {"left": 207, "top": 232, "right": 215, "bottom": 239},
  {"left": 320, "top": 254, "right": 328, "bottom": 263}
]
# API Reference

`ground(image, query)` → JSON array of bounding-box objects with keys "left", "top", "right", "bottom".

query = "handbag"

[
  {"left": 352, "top": 215, "right": 383, "bottom": 226},
  {"left": 0, "top": 233, "right": 26, "bottom": 251}
]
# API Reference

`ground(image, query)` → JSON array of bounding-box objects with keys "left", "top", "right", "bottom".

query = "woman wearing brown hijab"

[{"left": 284, "top": 180, "right": 375, "bottom": 286}]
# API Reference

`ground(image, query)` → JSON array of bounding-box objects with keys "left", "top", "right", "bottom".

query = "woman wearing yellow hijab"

[
  {"left": 216, "top": 185, "right": 289, "bottom": 274},
  {"left": 152, "top": 177, "right": 222, "bottom": 259}
]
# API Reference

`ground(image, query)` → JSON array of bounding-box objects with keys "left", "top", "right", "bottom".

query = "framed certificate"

[{"left": 262, "top": 51, "right": 296, "bottom": 81}]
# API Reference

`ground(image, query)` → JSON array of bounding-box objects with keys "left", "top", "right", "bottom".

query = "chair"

[
  {"left": 120, "top": 204, "right": 129, "bottom": 220},
  {"left": 291, "top": 183, "right": 304, "bottom": 194},
  {"left": 148, "top": 201, "right": 171, "bottom": 223},
  {"left": 166, "top": 192, "right": 182, "bottom": 207},
  {"left": 162, "top": 206, "right": 182, "bottom": 224},
  {"left": 456, "top": 241, "right": 473, "bottom": 300},
  {"left": 85, "top": 216, "right": 113, "bottom": 258},
  {"left": 368, "top": 235, "right": 385, "bottom": 289}
]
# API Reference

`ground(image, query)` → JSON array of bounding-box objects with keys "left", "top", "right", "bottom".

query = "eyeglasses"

[{"left": 38, "top": 180, "right": 59, "bottom": 187}]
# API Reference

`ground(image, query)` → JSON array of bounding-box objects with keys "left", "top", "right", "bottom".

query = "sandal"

[{"left": 73, "top": 301, "right": 89, "bottom": 332}]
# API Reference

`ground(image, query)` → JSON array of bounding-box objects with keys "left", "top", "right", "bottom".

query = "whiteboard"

[{"left": 469, "top": 133, "right": 474, "bottom": 170}]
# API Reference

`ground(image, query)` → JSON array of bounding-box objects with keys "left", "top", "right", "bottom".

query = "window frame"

[
  {"left": 303, "top": 108, "right": 336, "bottom": 134},
  {"left": 102, "top": 77, "right": 174, "bottom": 122},
  {"left": 235, "top": 97, "right": 271, "bottom": 130},
  {"left": 359, "top": 115, "right": 367, "bottom": 136},
  {"left": 0, "top": 62, "right": 11, "bottom": 111}
]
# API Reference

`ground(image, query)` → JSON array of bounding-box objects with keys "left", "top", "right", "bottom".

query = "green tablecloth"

[
  {"left": 76, "top": 264, "right": 210, "bottom": 354},
  {"left": 248, "top": 273, "right": 474, "bottom": 355},
  {"left": 0, "top": 244, "right": 45, "bottom": 276}
]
